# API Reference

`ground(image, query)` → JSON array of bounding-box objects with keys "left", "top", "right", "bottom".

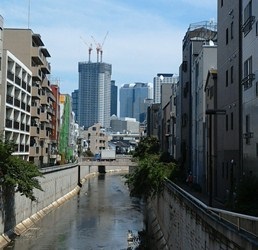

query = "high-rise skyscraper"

[
  {"left": 120, "top": 82, "right": 151, "bottom": 123},
  {"left": 110, "top": 80, "right": 117, "bottom": 116},
  {"left": 78, "top": 62, "right": 112, "bottom": 129},
  {"left": 153, "top": 73, "right": 178, "bottom": 104}
]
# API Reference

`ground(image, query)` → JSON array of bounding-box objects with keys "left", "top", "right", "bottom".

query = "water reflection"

[{"left": 6, "top": 173, "right": 145, "bottom": 250}]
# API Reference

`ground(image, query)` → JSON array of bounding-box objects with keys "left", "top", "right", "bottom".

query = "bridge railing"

[{"left": 165, "top": 179, "right": 258, "bottom": 238}]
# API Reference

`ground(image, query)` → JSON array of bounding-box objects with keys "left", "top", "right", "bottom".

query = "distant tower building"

[
  {"left": 120, "top": 82, "right": 151, "bottom": 123},
  {"left": 72, "top": 89, "right": 79, "bottom": 122},
  {"left": 110, "top": 80, "right": 117, "bottom": 116},
  {"left": 78, "top": 62, "right": 112, "bottom": 129},
  {"left": 153, "top": 73, "right": 177, "bottom": 103}
]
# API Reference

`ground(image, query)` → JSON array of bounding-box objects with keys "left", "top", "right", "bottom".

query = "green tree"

[
  {"left": 125, "top": 155, "right": 175, "bottom": 199},
  {"left": 0, "top": 138, "right": 43, "bottom": 231},
  {"left": 126, "top": 136, "right": 176, "bottom": 199},
  {"left": 133, "top": 136, "right": 160, "bottom": 159}
]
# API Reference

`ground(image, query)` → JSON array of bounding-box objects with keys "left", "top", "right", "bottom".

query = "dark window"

[
  {"left": 256, "top": 21, "right": 258, "bottom": 36},
  {"left": 226, "top": 162, "right": 229, "bottom": 180},
  {"left": 221, "top": 0, "right": 223, "bottom": 7},
  {"left": 230, "top": 66, "right": 234, "bottom": 84},
  {"left": 243, "top": 56, "right": 254, "bottom": 90},
  {"left": 226, "top": 114, "right": 228, "bottom": 131},
  {"left": 256, "top": 143, "right": 258, "bottom": 157},
  {"left": 226, "top": 70, "right": 229, "bottom": 87},
  {"left": 222, "top": 162, "right": 224, "bottom": 178},
  {"left": 231, "top": 22, "right": 234, "bottom": 39},
  {"left": 226, "top": 28, "right": 229, "bottom": 44},
  {"left": 242, "top": 0, "right": 254, "bottom": 36},
  {"left": 231, "top": 112, "right": 234, "bottom": 130}
]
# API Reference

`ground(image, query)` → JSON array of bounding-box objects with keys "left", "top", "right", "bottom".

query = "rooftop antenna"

[{"left": 80, "top": 36, "right": 93, "bottom": 63}]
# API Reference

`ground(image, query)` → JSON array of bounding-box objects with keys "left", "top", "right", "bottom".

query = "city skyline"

[{"left": 0, "top": 0, "right": 216, "bottom": 95}]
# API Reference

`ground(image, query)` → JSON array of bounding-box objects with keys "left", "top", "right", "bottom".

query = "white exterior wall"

[{"left": 1, "top": 50, "right": 32, "bottom": 160}]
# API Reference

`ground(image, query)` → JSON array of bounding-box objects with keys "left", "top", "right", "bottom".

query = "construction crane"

[
  {"left": 91, "top": 31, "right": 109, "bottom": 63},
  {"left": 80, "top": 36, "right": 93, "bottom": 63}
]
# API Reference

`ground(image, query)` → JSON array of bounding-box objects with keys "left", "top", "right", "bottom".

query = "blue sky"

[{"left": 1, "top": 0, "right": 217, "bottom": 94}]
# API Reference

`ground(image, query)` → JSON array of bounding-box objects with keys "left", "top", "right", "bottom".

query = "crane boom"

[{"left": 80, "top": 36, "right": 92, "bottom": 62}]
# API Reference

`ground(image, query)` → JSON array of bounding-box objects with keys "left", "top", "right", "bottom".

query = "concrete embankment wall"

[
  {"left": 146, "top": 180, "right": 258, "bottom": 250},
  {"left": 0, "top": 163, "right": 129, "bottom": 248}
]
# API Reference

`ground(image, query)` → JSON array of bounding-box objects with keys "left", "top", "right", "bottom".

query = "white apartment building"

[
  {"left": 153, "top": 73, "right": 178, "bottom": 104},
  {"left": 0, "top": 50, "right": 32, "bottom": 160}
]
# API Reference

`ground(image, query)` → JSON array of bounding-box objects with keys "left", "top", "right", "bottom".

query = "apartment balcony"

[
  {"left": 30, "top": 146, "right": 40, "bottom": 157},
  {"left": 40, "top": 112, "right": 48, "bottom": 122},
  {"left": 30, "top": 126, "right": 40, "bottom": 137},
  {"left": 31, "top": 46, "right": 44, "bottom": 66},
  {"left": 47, "top": 106, "right": 54, "bottom": 115},
  {"left": 31, "top": 106, "right": 40, "bottom": 118},
  {"left": 31, "top": 66, "right": 42, "bottom": 81},
  {"left": 40, "top": 94, "right": 48, "bottom": 105},
  {"left": 41, "top": 56, "right": 51, "bottom": 74},
  {"left": 32, "top": 86, "right": 40, "bottom": 99},
  {"left": 40, "top": 129, "right": 48, "bottom": 139},
  {"left": 42, "top": 77, "right": 51, "bottom": 90}
]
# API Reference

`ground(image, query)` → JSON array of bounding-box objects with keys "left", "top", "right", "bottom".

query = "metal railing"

[{"left": 165, "top": 179, "right": 258, "bottom": 238}]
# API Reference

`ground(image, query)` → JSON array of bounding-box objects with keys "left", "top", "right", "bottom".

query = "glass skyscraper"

[
  {"left": 119, "top": 82, "right": 151, "bottom": 123},
  {"left": 110, "top": 80, "right": 117, "bottom": 116},
  {"left": 78, "top": 62, "right": 112, "bottom": 129}
]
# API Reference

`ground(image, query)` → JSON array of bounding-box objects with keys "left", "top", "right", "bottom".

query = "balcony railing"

[
  {"left": 242, "top": 73, "right": 255, "bottom": 90},
  {"left": 241, "top": 16, "right": 255, "bottom": 36}
]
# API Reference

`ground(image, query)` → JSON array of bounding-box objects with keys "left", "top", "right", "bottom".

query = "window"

[
  {"left": 256, "top": 143, "right": 258, "bottom": 157},
  {"left": 231, "top": 22, "right": 234, "bottom": 39},
  {"left": 256, "top": 21, "right": 258, "bottom": 36},
  {"left": 256, "top": 82, "right": 258, "bottom": 96},
  {"left": 226, "top": 162, "right": 229, "bottom": 180},
  {"left": 230, "top": 66, "right": 234, "bottom": 84},
  {"left": 231, "top": 112, "right": 234, "bottom": 130},
  {"left": 222, "top": 162, "right": 224, "bottom": 178},
  {"left": 221, "top": 0, "right": 223, "bottom": 7},
  {"left": 226, "top": 28, "right": 229, "bottom": 44},
  {"left": 226, "top": 114, "right": 228, "bottom": 131},
  {"left": 242, "top": 57, "right": 254, "bottom": 89},
  {"left": 226, "top": 70, "right": 229, "bottom": 87},
  {"left": 242, "top": 0, "right": 254, "bottom": 36}
]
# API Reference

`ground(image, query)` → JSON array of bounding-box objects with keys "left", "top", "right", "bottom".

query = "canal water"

[{"left": 6, "top": 173, "right": 145, "bottom": 250}]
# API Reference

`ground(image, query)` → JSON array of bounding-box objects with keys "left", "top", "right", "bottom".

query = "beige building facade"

[{"left": 3, "top": 28, "right": 54, "bottom": 167}]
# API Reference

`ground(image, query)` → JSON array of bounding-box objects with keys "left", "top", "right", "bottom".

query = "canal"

[{"left": 5, "top": 173, "right": 145, "bottom": 250}]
